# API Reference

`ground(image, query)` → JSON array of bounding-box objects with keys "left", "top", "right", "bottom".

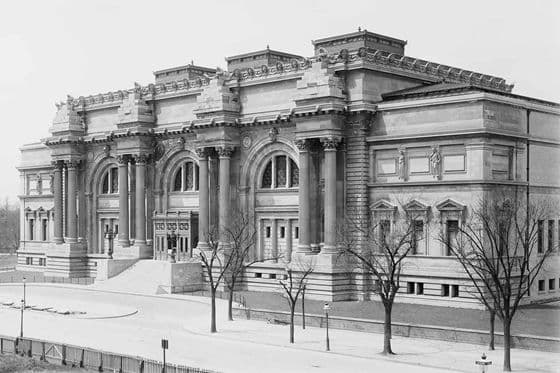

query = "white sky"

[{"left": 0, "top": 0, "right": 558, "bottom": 202}]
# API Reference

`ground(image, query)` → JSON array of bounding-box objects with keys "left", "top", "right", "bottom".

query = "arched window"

[
  {"left": 101, "top": 167, "right": 118, "bottom": 194},
  {"left": 261, "top": 155, "right": 299, "bottom": 189},
  {"left": 172, "top": 161, "right": 199, "bottom": 192}
]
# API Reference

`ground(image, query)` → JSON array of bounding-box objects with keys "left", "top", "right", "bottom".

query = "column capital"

[
  {"left": 295, "top": 139, "right": 311, "bottom": 152},
  {"left": 116, "top": 154, "right": 130, "bottom": 165},
  {"left": 195, "top": 147, "right": 209, "bottom": 159},
  {"left": 321, "top": 136, "right": 341, "bottom": 151},
  {"left": 51, "top": 160, "right": 64, "bottom": 169},
  {"left": 65, "top": 160, "right": 81, "bottom": 170},
  {"left": 133, "top": 153, "right": 150, "bottom": 165},
  {"left": 216, "top": 146, "right": 235, "bottom": 158}
]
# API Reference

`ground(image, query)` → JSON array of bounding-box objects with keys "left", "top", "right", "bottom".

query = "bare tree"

[
  {"left": 278, "top": 259, "right": 315, "bottom": 343},
  {"left": 0, "top": 198, "right": 19, "bottom": 253},
  {"left": 223, "top": 210, "right": 281, "bottom": 321},
  {"left": 338, "top": 207, "right": 416, "bottom": 355},
  {"left": 440, "top": 196, "right": 556, "bottom": 371},
  {"left": 198, "top": 228, "right": 234, "bottom": 333}
]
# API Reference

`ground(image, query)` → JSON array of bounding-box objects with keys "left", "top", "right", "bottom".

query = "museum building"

[{"left": 17, "top": 30, "right": 560, "bottom": 306}]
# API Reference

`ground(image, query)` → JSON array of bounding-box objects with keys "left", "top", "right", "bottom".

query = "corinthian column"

[
  {"left": 65, "top": 160, "right": 79, "bottom": 243},
  {"left": 52, "top": 161, "right": 64, "bottom": 244},
  {"left": 196, "top": 148, "right": 209, "bottom": 250},
  {"left": 322, "top": 137, "right": 340, "bottom": 254},
  {"left": 217, "top": 146, "right": 234, "bottom": 245},
  {"left": 134, "top": 154, "right": 148, "bottom": 244},
  {"left": 117, "top": 155, "right": 130, "bottom": 247},
  {"left": 296, "top": 139, "right": 311, "bottom": 253}
]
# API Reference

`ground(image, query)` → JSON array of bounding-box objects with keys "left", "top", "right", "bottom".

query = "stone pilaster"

[
  {"left": 117, "top": 155, "right": 130, "bottom": 247},
  {"left": 321, "top": 137, "right": 340, "bottom": 254},
  {"left": 296, "top": 139, "right": 311, "bottom": 253},
  {"left": 196, "top": 148, "right": 210, "bottom": 250}
]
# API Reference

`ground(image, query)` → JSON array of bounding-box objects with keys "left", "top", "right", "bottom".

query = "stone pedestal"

[
  {"left": 45, "top": 242, "right": 88, "bottom": 277},
  {"left": 155, "top": 261, "right": 204, "bottom": 294}
]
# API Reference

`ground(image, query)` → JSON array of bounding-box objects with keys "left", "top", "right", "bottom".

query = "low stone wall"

[
  {"left": 94, "top": 258, "right": 138, "bottom": 280},
  {"left": 233, "top": 307, "right": 560, "bottom": 352}
]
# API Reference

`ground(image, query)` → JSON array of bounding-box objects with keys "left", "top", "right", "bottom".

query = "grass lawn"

[
  {"left": 0, "top": 353, "right": 93, "bottom": 372},
  {"left": 0, "top": 254, "right": 17, "bottom": 269}
]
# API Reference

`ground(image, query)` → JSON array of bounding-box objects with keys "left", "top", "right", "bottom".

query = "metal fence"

[
  {"left": 0, "top": 334, "right": 218, "bottom": 373},
  {"left": 0, "top": 273, "right": 94, "bottom": 285}
]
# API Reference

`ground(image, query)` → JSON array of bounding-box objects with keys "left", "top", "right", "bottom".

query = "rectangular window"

[
  {"left": 446, "top": 220, "right": 459, "bottom": 255},
  {"left": 412, "top": 220, "right": 424, "bottom": 254},
  {"left": 265, "top": 226, "right": 271, "bottom": 238},
  {"left": 255, "top": 273, "right": 262, "bottom": 278},
  {"left": 110, "top": 167, "right": 119, "bottom": 193},
  {"left": 538, "top": 220, "right": 544, "bottom": 253},
  {"left": 538, "top": 280, "right": 545, "bottom": 292},
  {"left": 451, "top": 285, "right": 459, "bottom": 297},
  {"left": 407, "top": 282, "right": 415, "bottom": 294},
  {"left": 28, "top": 219, "right": 34, "bottom": 241},
  {"left": 26, "top": 257, "right": 32, "bottom": 265},
  {"left": 549, "top": 279, "right": 555, "bottom": 291},
  {"left": 42, "top": 219, "right": 48, "bottom": 241},
  {"left": 416, "top": 283, "right": 424, "bottom": 295},
  {"left": 294, "top": 227, "right": 299, "bottom": 239},
  {"left": 441, "top": 284, "right": 450, "bottom": 297},
  {"left": 270, "top": 274, "right": 277, "bottom": 280},
  {"left": 548, "top": 220, "right": 554, "bottom": 252},
  {"left": 379, "top": 220, "right": 390, "bottom": 245},
  {"left": 280, "top": 226, "right": 285, "bottom": 239}
]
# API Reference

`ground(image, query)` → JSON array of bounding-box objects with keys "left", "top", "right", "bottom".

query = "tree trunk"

[
  {"left": 503, "top": 317, "right": 512, "bottom": 371},
  {"left": 210, "top": 288, "right": 217, "bottom": 333},
  {"left": 290, "top": 304, "right": 295, "bottom": 344},
  {"left": 382, "top": 304, "right": 394, "bottom": 355},
  {"left": 228, "top": 286, "right": 234, "bottom": 321},
  {"left": 489, "top": 308, "right": 495, "bottom": 350}
]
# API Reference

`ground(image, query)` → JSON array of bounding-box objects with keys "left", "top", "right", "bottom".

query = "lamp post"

[
  {"left": 475, "top": 353, "right": 492, "bottom": 373},
  {"left": 323, "top": 302, "right": 331, "bottom": 351},
  {"left": 161, "top": 338, "right": 168, "bottom": 373},
  {"left": 104, "top": 227, "right": 115, "bottom": 259},
  {"left": 20, "top": 276, "right": 26, "bottom": 338}
]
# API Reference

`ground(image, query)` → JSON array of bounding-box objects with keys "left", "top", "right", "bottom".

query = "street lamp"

[
  {"left": 20, "top": 277, "right": 26, "bottom": 338},
  {"left": 323, "top": 302, "right": 331, "bottom": 351},
  {"left": 475, "top": 353, "right": 492, "bottom": 373},
  {"left": 104, "top": 227, "right": 115, "bottom": 259}
]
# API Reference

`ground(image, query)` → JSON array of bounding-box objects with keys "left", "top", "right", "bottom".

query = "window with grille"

[
  {"left": 261, "top": 155, "right": 299, "bottom": 189},
  {"left": 172, "top": 161, "right": 199, "bottom": 192},
  {"left": 101, "top": 167, "right": 119, "bottom": 194}
]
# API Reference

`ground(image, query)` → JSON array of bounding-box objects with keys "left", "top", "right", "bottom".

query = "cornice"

[
  {"left": 368, "top": 180, "right": 529, "bottom": 188},
  {"left": 367, "top": 128, "right": 529, "bottom": 143},
  {"left": 377, "top": 92, "right": 560, "bottom": 115}
]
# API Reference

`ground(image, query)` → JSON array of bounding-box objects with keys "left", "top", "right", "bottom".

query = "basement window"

[
  {"left": 451, "top": 285, "right": 459, "bottom": 297},
  {"left": 407, "top": 282, "right": 415, "bottom": 294},
  {"left": 416, "top": 283, "right": 424, "bottom": 295},
  {"left": 441, "top": 284, "right": 450, "bottom": 297},
  {"left": 255, "top": 273, "right": 262, "bottom": 278}
]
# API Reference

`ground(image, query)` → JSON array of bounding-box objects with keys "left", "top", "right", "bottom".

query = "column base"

[
  {"left": 118, "top": 239, "right": 130, "bottom": 248},
  {"left": 321, "top": 244, "right": 338, "bottom": 255},
  {"left": 296, "top": 244, "right": 311, "bottom": 254},
  {"left": 196, "top": 242, "right": 210, "bottom": 251}
]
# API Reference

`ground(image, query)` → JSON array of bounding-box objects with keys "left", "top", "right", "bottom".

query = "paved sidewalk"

[{"left": 228, "top": 290, "right": 560, "bottom": 338}]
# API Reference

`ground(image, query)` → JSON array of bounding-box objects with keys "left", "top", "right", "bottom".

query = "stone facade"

[{"left": 17, "top": 30, "right": 560, "bottom": 306}]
